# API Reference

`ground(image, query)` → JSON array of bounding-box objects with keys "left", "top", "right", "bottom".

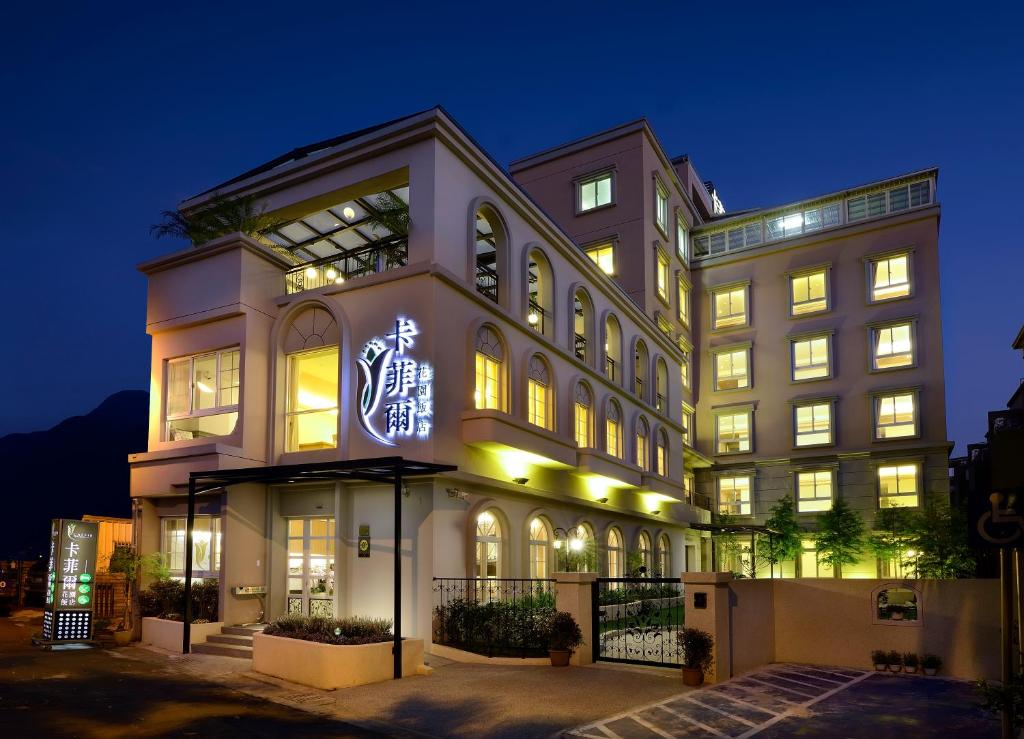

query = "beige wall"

[{"left": 729, "top": 579, "right": 775, "bottom": 676}]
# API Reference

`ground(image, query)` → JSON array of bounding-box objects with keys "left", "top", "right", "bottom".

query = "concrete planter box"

[
  {"left": 253, "top": 632, "right": 425, "bottom": 689},
  {"left": 141, "top": 617, "right": 223, "bottom": 653}
]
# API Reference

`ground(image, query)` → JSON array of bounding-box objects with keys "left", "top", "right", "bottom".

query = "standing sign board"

[{"left": 41, "top": 519, "right": 99, "bottom": 642}]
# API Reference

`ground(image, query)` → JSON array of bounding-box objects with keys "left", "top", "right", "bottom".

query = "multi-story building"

[
  {"left": 129, "top": 108, "right": 709, "bottom": 634},
  {"left": 512, "top": 123, "right": 949, "bottom": 578}
]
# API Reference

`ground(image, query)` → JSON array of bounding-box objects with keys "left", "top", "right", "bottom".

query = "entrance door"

[{"left": 286, "top": 518, "right": 335, "bottom": 617}]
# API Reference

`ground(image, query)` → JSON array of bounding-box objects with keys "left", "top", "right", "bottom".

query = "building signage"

[
  {"left": 42, "top": 519, "right": 98, "bottom": 642},
  {"left": 358, "top": 525, "right": 371, "bottom": 558},
  {"left": 357, "top": 317, "right": 433, "bottom": 446}
]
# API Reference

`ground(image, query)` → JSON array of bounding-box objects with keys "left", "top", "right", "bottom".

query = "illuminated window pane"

[
  {"left": 575, "top": 403, "right": 591, "bottom": 447},
  {"left": 286, "top": 347, "right": 339, "bottom": 451},
  {"left": 676, "top": 214, "right": 688, "bottom": 262},
  {"left": 875, "top": 393, "right": 917, "bottom": 439},
  {"left": 527, "top": 378, "right": 550, "bottom": 429},
  {"left": 606, "top": 406, "right": 621, "bottom": 458},
  {"left": 656, "top": 439, "right": 667, "bottom": 477},
  {"left": 797, "top": 471, "right": 833, "bottom": 512},
  {"left": 586, "top": 243, "right": 615, "bottom": 275},
  {"left": 161, "top": 516, "right": 221, "bottom": 576},
  {"left": 655, "top": 182, "right": 669, "bottom": 232},
  {"left": 878, "top": 464, "right": 920, "bottom": 508},
  {"left": 475, "top": 511, "right": 502, "bottom": 579},
  {"left": 795, "top": 403, "right": 832, "bottom": 447},
  {"left": 166, "top": 348, "right": 241, "bottom": 441},
  {"left": 716, "top": 411, "right": 751, "bottom": 454},
  {"left": 579, "top": 174, "right": 613, "bottom": 212},
  {"left": 682, "top": 409, "right": 693, "bottom": 446},
  {"left": 714, "top": 286, "right": 747, "bottom": 329},
  {"left": 715, "top": 348, "right": 749, "bottom": 390},
  {"left": 656, "top": 251, "right": 669, "bottom": 299},
  {"left": 873, "top": 323, "right": 914, "bottom": 369},
  {"left": 678, "top": 278, "right": 690, "bottom": 325},
  {"left": 871, "top": 254, "right": 911, "bottom": 301},
  {"left": 791, "top": 270, "right": 828, "bottom": 315},
  {"left": 719, "top": 476, "right": 752, "bottom": 515},
  {"left": 529, "top": 517, "right": 549, "bottom": 578},
  {"left": 792, "top": 336, "right": 830, "bottom": 381},
  {"left": 474, "top": 352, "right": 502, "bottom": 410}
]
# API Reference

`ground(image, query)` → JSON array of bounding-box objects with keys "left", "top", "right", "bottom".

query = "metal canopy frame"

[
  {"left": 688, "top": 522, "right": 781, "bottom": 578},
  {"left": 182, "top": 456, "right": 456, "bottom": 679}
]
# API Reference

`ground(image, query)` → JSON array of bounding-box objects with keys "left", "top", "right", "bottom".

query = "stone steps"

[
  {"left": 192, "top": 641, "right": 253, "bottom": 658},
  {"left": 192, "top": 624, "right": 265, "bottom": 658}
]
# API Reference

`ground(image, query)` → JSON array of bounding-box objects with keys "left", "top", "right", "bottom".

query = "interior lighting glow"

[
  {"left": 304, "top": 267, "right": 317, "bottom": 279},
  {"left": 325, "top": 268, "right": 337, "bottom": 280},
  {"left": 342, "top": 206, "right": 356, "bottom": 220},
  {"left": 569, "top": 538, "right": 584, "bottom": 552},
  {"left": 527, "top": 312, "right": 539, "bottom": 325}
]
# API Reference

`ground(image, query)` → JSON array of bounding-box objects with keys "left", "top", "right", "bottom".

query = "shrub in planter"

[
  {"left": 263, "top": 615, "right": 393, "bottom": 645},
  {"left": 546, "top": 611, "right": 583, "bottom": 666},
  {"left": 903, "top": 653, "right": 919, "bottom": 674},
  {"left": 679, "top": 627, "right": 714, "bottom": 686},
  {"left": 921, "top": 653, "right": 942, "bottom": 676},
  {"left": 432, "top": 597, "right": 555, "bottom": 658},
  {"left": 871, "top": 649, "right": 889, "bottom": 671},
  {"left": 886, "top": 650, "right": 903, "bottom": 672}
]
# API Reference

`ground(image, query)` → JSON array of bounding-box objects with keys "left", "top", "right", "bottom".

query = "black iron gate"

[{"left": 593, "top": 577, "right": 684, "bottom": 667}]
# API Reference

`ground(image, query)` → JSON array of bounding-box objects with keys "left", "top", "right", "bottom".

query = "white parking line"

[
  {"left": 653, "top": 704, "right": 728, "bottom": 737},
  {"left": 740, "top": 675, "right": 816, "bottom": 698},
  {"left": 685, "top": 696, "right": 758, "bottom": 727},
  {"left": 733, "top": 670, "right": 873, "bottom": 739},
  {"left": 703, "top": 690, "right": 783, "bottom": 718}
]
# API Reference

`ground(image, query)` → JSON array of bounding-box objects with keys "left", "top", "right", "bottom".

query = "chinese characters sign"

[
  {"left": 42, "top": 519, "right": 98, "bottom": 642},
  {"left": 357, "top": 317, "right": 433, "bottom": 446}
]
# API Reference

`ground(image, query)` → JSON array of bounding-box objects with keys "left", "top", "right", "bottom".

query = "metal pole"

[
  {"left": 1001, "top": 547, "right": 1014, "bottom": 739},
  {"left": 182, "top": 477, "right": 196, "bottom": 654},
  {"left": 393, "top": 466, "right": 403, "bottom": 680},
  {"left": 1017, "top": 548, "right": 1024, "bottom": 675}
]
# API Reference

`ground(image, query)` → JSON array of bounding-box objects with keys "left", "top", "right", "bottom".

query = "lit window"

[
  {"left": 633, "top": 342, "right": 649, "bottom": 400},
  {"left": 529, "top": 517, "right": 550, "bottom": 579},
  {"left": 683, "top": 475, "right": 694, "bottom": 504},
  {"left": 678, "top": 276, "right": 690, "bottom": 326},
  {"left": 796, "top": 471, "right": 833, "bottom": 512},
  {"left": 475, "top": 510, "right": 502, "bottom": 578},
  {"left": 716, "top": 410, "right": 751, "bottom": 454},
  {"left": 792, "top": 335, "right": 831, "bottom": 381},
  {"left": 606, "top": 402, "right": 622, "bottom": 458},
  {"left": 878, "top": 463, "right": 920, "bottom": 508},
  {"left": 676, "top": 213, "right": 689, "bottom": 262},
  {"left": 607, "top": 528, "right": 624, "bottom": 577},
  {"left": 636, "top": 418, "right": 650, "bottom": 471},
  {"left": 800, "top": 537, "right": 834, "bottom": 578},
  {"left": 578, "top": 172, "right": 613, "bottom": 212},
  {"left": 574, "top": 383, "right": 592, "bottom": 448},
  {"left": 682, "top": 407, "right": 693, "bottom": 446},
  {"left": 655, "top": 360, "right": 668, "bottom": 413},
  {"left": 655, "top": 180, "right": 669, "bottom": 233},
  {"left": 286, "top": 347, "right": 339, "bottom": 451},
  {"left": 161, "top": 516, "right": 221, "bottom": 577},
  {"left": 713, "top": 285, "right": 748, "bottom": 329},
  {"left": 872, "top": 322, "right": 915, "bottom": 370},
  {"left": 714, "top": 347, "right": 750, "bottom": 391},
  {"left": 656, "top": 433, "right": 667, "bottom": 477},
  {"left": 638, "top": 532, "right": 653, "bottom": 573},
  {"left": 870, "top": 253, "right": 912, "bottom": 302},
  {"left": 474, "top": 326, "right": 505, "bottom": 411},
  {"left": 527, "top": 356, "right": 552, "bottom": 430},
  {"left": 658, "top": 533, "right": 672, "bottom": 575},
  {"left": 875, "top": 392, "right": 917, "bottom": 439},
  {"left": 680, "top": 350, "right": 690, "bottom": 389},
  {"left": 166, "top": 348, "right": 240, "bottom": 441},
  {"left": 794, "top": 402, "right": 833, "bottom": 447},
  {"left": 656, "top": 250, "right": 670, "bottom": 301},
  {"left": 586, "top": 243, "right": 615, "bottom": 275},
  {"left": 719, "top": 476, "right": 752, "bottom": 516},
  {"left": 790, "top": 269, "right": 828, "bottom": 316}
]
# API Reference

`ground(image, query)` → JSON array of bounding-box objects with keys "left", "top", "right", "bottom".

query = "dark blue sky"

[{"left": 1, "top": 1, "right": 1020, "bottom": 454}]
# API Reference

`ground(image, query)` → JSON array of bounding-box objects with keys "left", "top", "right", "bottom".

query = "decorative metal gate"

[{"left": 593, "top": 577, "right": 684, "bottom": 667}]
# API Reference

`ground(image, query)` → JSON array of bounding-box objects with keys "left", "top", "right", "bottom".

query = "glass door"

[{"left": 286, "top": 518, "right": 335, "bottom": 617}]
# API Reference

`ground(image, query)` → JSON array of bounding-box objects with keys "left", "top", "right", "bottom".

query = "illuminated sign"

[
  {"left": 357, "top": 317, "right": 432, "bottom": 445},
  {"left": 42, "top": 519, "right": 98, "bottom": 642}
]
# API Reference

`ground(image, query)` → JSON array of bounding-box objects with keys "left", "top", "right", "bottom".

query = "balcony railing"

[
  {"left": 475, "top": 262, "right": 499, "bottom": 303},
  {"left": 605, "top": 356, "right": 617, "bottom": 382},
  {"left": 285, "top": 236, "right": 408, "bottom": 294},
  {"left": 527, "top": 300, "right": 548, "bottom": 334},
  {"left": 574, "top": 333, "right": 587, "bottom": 362}
]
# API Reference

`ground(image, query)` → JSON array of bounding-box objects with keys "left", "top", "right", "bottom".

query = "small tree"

[
  {"left": 151, "top": 192, "right": 286, "bottom": 246},
  {"left": 760, "top": 496, "right": 803, "bottom": 576},
  {"left": 108, "top": 546, "right": 169, "bottom": 633},
  {"left": 869, "top": 507, "right": 915, "bottom": 574},
  {"left": 816, "top": 497, "right": 865, "bottom": 573},
  {"left": 365, "top": 190, "right": 410, "bottom": 236},
  {"left": 910, "top": 503, "right": 976, "bottom": 578}
]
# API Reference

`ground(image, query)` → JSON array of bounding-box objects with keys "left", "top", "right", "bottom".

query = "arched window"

[
  {"left": 604, "top": 314, "right": 622, "bottom": 384},
  {"left": 285, "top": 306, "right": 340, "bottom": 452},
  {"left": 607, "top": 527, "right": 624, "bottom": 577},
  {"left": 573, "top": 289, "right": 594, "bottom": 365},
  {"left": 574, "top": 382, "right": 593, "bottom": 448},
  {"left": 527, "top": 354, "right": 553, "bottom": 430},
  {"left": 655, "top": 358, "right": 669, "bottom": 413},
  {"left": 634, "top": 340, "right": 649, "bottom": 402},
  {"left": 657, "top": 534, "right": 672, "bottom": 577},
  {"left": 638, "top": 531, "right": 653, "bottom": 574},
  {"left": 528, "top": 517, "right": 552, "bottom": 579},
  {"left": 606, "top": 400, "right": 623, "bottom": 459},
  {"left": 475, "top": 509, "right": 502, "bottom": 579},
  {"left": 474, "top": 207, "right": 506, "bottom": 305},
  {"left": 526, "top": 249, "right": 554, "bottom": 338},
  {"left": 474, "top": 325, "right": 506, "bottom": 411},
  {"left": 656, "top": 430, "right": 668, "bottom": 477},
  {"left": 635, "top": 416, "right": 650, "bottom": 471}
]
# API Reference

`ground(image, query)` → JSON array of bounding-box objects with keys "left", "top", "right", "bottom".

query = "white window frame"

[
  {"left": 711, "top": 282, "right": 750, "bottom": 330},
  {"left": 869, "top": 319, "right": 917, "bottom": 371},
  {"left": 713, "top": 344, "right": 751, "bottom": 391},
  {"left": 714, "top": 407, "right": 753, "bottom": 455},
  {"left": 676, "top": 211, "right": 689, "bottom": 264},
  {"left": 576, "top": 170, "right": 615, "bottom": 214},
  {"left": 161, "top": 515, "right": 221, "bottom": 577},
  {"left": 790, "top": 332, "right": 833, "bottom": 382},
  {"left": 677, "top": 273, "right": 690, "bottom": 327},
  {"left": 718, "top": 475, "right": 753, "bottom": 516},
  {"left": 585, "top": 241, "right": 616, "bottom": 276},
  {"left": 682, "top": 404, "right": 694, "bottom": 447},
  {"left": 795, "top": 469, "right": 834, "bottom": 513},
  {"left": 788, "top": 265, "right": 831, "bottom": 317},
  {"left": 165, "top": 347, "right": 240, "bottom": 441},
  {"left": 866, "top": 250, "right": 914, "bottom": 303},
  {"left": 873, "top": 389, "right": 920, "bottom": 441},
  {"left": 793, "top": 400, "right": 835, "bottom": 448},
  {"left": 655, "top": 246, "right": 670, "bottom": 303},
  {"left": 877, "top": 461, "right": 922, "bottom": 509},
  {"left": 654, "top": 177, "right": 670, "bottom": 236}
]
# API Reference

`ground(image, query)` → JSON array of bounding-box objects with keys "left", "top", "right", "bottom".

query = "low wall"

[
  {"left": 729, "top": 580, "right": 775, "bottom": 677},
  {"left": 253, "top": 633, "right": 425, "bottom": 689},
  {"left": 141, "top": 617, "right": 224, "bottom": 653}
]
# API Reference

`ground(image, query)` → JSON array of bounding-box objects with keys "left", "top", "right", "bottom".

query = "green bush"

[
  {"left": 547, "top": 611, "right": 583, "bottom": 652},
  {"left": 433, "top": 597, "right": 555, "bottom": 657},
  {"left": 679, "top": 627, "right": 714, "bottom": 673},
  {"left": 263, "top": 615, "right": 393, "bottom": 645},
  {"left": 138, "top": 579, "right": 219, "bottom": 623}
]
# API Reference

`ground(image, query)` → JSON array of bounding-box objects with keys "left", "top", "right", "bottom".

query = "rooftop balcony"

[{"left": 285, "top": 236, "right": 408, "bottom": 294}]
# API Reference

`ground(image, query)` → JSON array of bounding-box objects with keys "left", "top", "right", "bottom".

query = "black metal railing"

[
  {"left": 656, "top": 393, "right": 665, "bottom": 413},
  {"left": 285, "top": 235, "right": 408, "bottom": 294},
  {"left": 527, "top": 299, "right": 548, "bottom": 334},
  {"left": 475, "top": 262, "right": 499, "bottom": 302},
  {"left": 605, "top": 356, "right": 617, "bottom": 382},
  {"left": 693, "top": 492, "right": 712, "bottom": 511},
  {"left": 432, "top": 577, "right": 555, "bottom": 658},
  {"left": 574, "top": 334, "right": 587, "bottom": 362},
  {"left": 593, "top": 577, "right": 685, "bottom": 667},
  {"left": 635, "top": 378, "right": 645, "bottom": 400}
]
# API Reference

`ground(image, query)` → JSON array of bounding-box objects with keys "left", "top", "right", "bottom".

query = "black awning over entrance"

[{"left": 183, "top": 456, "right": 456, "bottom": 679}]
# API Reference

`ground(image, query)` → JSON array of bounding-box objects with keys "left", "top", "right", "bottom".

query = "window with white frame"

[
  {"left": 475, "top": 326, "right": 505, "bottom": 411},
  {"left": 869, "top": 252, "right": 912, "bottom": 302},
  {"left": 638, "top": 531, "right": 653, "bottom": 573},
  {"left": 578, "top": 172, "right": 613, "bottom": 213},
  {"left": 682, "top": 407, "right": 693, "bottom": 446},
  {"left": 286, "top": 347, "right": 339, "bottom": 452},
  {"left": 656, "top": 249, "right": 670, "bottom": 302},
  {"left": 678, "top": 276, "right": 690, "bottom": 326},
  {"left": 719, "top": 475, "right": 752, "bottom": 515},
  {"left": 716, "top": 409, "right": 751, "bottom": 454},
  {"left": 871, "top": 321, "right": 915, "bottom": 370},
  {"left": 606, "top": 401, "right": 622, "bottom": 458},
  {"left": 658, "top": 533, "right": 672, "bottom": 576},
  {"left": 712, "top": 284, "right": 748, "bottom": 329},
  {"left": 636, "top": 417, "right": 650, "bottom": 471},
  {"left": 676, "top": 212, "right": 689, "bottom": 263},
  {"left": 586, "top": 242, "right": 615, "bottom": 275},
  {"left": 656, "top": 431, "right": 668, "bottom": 477},
  {"left": 527, "top": 355, "right": 553, "bottom": 430},
  {"left": 166, "top": 348, "right": 240, "bottom": 441},
  {"left": 794, "top": 401, "right": 833, "bottom": 447},
  {"left": 655, "top": 180, "right": 669, "bottom": 234},
  {"left": 874, "top": 391, "right": 918, "bottom": 439},
  {"left": 161, "top": 516, "right": 221, "bottom": 577},
  {"left": 792, "top": 334, "right": 831, "bottom": 381},
  {"left": 790, "top": 268, "right": 828, "bottom": 316},
  {"left": 475, "top": 510, "right": 502, "bottom": 578},
  {"left": 683, "top": 474, "right": 694, "bottom": 504},
  {"left": 848, "top": 180, "right": 931, "bottom": 222},
  {"left": 529, "top": 517, "right": 551, "bottom": 579},
  {"left": 607, "top": 528, "right": 625, "bottom": 577},
  {"left": 714, "top": 346, "right": 750, "bottom": 391},
  {"left": 574, "top": 383, "right": 592, "bottom": 448},
  {"left": 796, "top": 470, "right": 833, "bottom": 512},
  {"left": 878, "top": 463, "right": 920, "bottom": 508},
  {"left": 680, "top": 349, "right": 691, "bottom": 390}
]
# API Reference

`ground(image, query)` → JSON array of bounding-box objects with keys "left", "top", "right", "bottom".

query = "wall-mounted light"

[
  {"left": 650, "top": 509, "right": 662, "bottom": 516},
  {"left": 304, "top": 266, "right": 317, "bottom": 279},
  {"left": 596, "top": 497, "right": 608, "bottom": 504},
  {"left": 325, "top": 268, "right": 337, "bottom": 280},
  {"left": 445, "top": 487, "right": 468, "bottom": 501},
  {"left": 512, "top": 477, "right": 529, "bottom": 485}
]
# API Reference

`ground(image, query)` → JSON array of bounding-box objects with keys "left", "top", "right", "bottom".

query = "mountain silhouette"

[{"left": 0, "top": 390, "right": 148, "bottom": 559}]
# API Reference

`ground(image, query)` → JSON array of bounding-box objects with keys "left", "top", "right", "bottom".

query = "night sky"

[{"left": 1, "top": 1, "right": 1020, "bottom": 455}]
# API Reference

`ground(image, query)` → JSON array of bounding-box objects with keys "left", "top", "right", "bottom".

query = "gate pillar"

[
  {"left": 554, "top": 571, "right": 598, "bottom": 666},
  {"left": 682, "top": 571, "right": 733, "bottom": 683}
]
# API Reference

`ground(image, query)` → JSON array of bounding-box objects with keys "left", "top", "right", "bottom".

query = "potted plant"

[
  {"left": 903, "top": 653, "right": 919, "bottom": 674},
  {"left": 679, "top": 627, "right": 715, "bottom": 686},
  {"left": 888, "top": 604, "right": 905, "bottom": 621},
  {"left": 546, "top": 611, "right": 583, "bottom": 667},
  {"left": 886, "top": 650, "right": 903, "bottom": 672},
  {"left": 921, "top": 654, "right": 942, "bottom": 676},
  {"left": 871, "top": 649, "right": 889, "bottom": 671}
]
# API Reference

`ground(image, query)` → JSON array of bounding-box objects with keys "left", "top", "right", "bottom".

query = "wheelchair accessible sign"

[{"left": 973, "top": 491, "right": 1024, "bottom": 548}]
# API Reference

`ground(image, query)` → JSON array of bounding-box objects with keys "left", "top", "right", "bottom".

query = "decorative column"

[
  {"left": 682, "top": 571, "right": 733, "bottom": 683},
  {"left": 554, "top": 571, "right": 598, "bottom": 666}
]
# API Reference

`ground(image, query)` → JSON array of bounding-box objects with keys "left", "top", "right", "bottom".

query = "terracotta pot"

[
  {"left": 682, "top": 667, "right": 704, "bottom": 686},
  {"left": 924, "top": 667, "right": 937, "bottom": 676},
  {"left": 874, "top": 663, "right": 887, "bottom": 671},
  {"left": 888, "top": 664, "right": 902, "bottom": 673},
  {"left": 549, "top": 649, "right": 571, "bottom": 667},
  {"left": 113, "top": 630, "right": 132, "bottom": 646},
  {"left": 905, "top": 666, "right": 918, "bottom": 674}
]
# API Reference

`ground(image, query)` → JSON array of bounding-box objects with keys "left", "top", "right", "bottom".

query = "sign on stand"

[{"left": 41, "top": 519, "right": 99, "bottom": 643}]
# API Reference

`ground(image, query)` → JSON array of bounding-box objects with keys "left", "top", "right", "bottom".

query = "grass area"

[{"left": 599, "top": 604, "right": 684, "bottom": 634}]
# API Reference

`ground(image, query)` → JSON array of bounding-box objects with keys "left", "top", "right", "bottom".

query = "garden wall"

[{"left": 728, "top": 579, "right": 775, "bottom": 677}]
